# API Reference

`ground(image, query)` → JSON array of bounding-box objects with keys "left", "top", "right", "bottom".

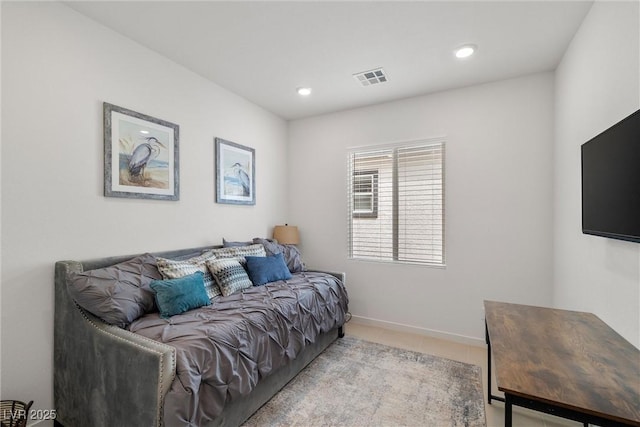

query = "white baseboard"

[{"left": 348, "top": 315, "right": 485, "bottom": 347}]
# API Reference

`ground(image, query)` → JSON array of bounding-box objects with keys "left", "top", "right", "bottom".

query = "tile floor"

[{"left": 345, "top": 321, "right": 583, "bottom": 427}]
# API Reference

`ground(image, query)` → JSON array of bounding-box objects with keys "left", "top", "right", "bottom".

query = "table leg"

[
  {"left": 486, "top": 321, "right": 493, "bottom": 404},
  {"left": 504, "top": 394, "right": 513, "bottom": 427}
]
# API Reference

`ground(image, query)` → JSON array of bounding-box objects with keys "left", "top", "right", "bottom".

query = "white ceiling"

[{"left": 66, "top": 1, "right": 593, "bottom": 120}]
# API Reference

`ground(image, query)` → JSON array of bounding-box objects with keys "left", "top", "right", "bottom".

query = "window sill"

[{"left": 348, "top": 257, "right": 447, "bottom": 269}]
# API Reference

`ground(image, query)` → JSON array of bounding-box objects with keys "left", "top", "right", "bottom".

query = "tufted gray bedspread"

[{"left": 128, "top": 271, "right": 349, "bottom": 427}]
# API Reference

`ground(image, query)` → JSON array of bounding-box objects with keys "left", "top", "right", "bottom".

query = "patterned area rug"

[{"left": 243, "top": 336, "right": 486, "bottom": 427}]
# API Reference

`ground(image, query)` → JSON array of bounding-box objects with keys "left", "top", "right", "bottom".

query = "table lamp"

[{"left": 273, "top": 224, "right": 300, "bottom": 245}]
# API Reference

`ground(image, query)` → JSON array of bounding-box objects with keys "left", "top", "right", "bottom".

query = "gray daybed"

[{"left": 54, "top": 245, "right": 348, "bottom": 427}]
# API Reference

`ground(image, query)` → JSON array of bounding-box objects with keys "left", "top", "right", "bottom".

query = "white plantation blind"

[{"left": 348, "top": 140, "right": 445, "bottom": 266}]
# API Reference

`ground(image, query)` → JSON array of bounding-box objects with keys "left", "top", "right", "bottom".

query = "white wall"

[
  {"left": 554, "top": 1, "right": 640, "bottom": 347},
  {"left": 0, "top": 0, "right": 3, "bottom": 398},
  {"left": 288, "top": 72, "right": 555, "bottom": 343},
  {"left": 1, "top": 1, "right": 287, "bottom": 411}
]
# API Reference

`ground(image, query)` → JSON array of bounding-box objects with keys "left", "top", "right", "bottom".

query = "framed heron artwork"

[
  {"left": 103, "top": 102, "right": 179, "bottom": 200},
  {"left": 215, "top": 138, "right": 255, "bottom": 205}
]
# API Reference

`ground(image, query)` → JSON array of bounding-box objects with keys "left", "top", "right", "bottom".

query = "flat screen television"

[{"left": 581, "top": 108, "right": 640, "bottom": 243}]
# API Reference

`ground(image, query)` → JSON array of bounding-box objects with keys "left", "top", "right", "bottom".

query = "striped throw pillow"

[
  {"left": 210, "top": 243, "right": 266, "bottom": 265},
  {"left": 206, "top": 258, "right": 253, "bottom": 296},
  {"left": 156, "top": 252, "right": 222, "bottom": 299}
]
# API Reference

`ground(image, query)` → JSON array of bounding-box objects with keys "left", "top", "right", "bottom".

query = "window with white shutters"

[{"left": 348, "top": 140, "right": 445, "bottom": 266}]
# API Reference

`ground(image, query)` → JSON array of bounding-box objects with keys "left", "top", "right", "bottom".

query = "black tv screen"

[{"left": 581, "top": 108, "right": 640, "bottom": 243}]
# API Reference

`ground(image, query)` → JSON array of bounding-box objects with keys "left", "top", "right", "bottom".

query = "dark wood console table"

[{"left": 484, "top": 300, "right": 640, "bottom": 427}]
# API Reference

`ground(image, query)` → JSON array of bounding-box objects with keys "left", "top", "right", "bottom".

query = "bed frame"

[{"left": 54, "top": 245, "right": 345, "bottom": 427}]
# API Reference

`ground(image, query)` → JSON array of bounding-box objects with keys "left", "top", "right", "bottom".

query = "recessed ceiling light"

[
  {"left": 140, "top": 130, "right": 150, "bottom": 134},
  {"left": 297, "top": 87, "right": 312, "bottom": 96},
  {"left": 455, "top": 44, "right": 477, "bottom": 59}
]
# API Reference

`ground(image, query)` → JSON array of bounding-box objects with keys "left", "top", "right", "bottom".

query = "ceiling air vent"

[{"left": 353, "top": 68, "right": 388, "bottom": 87}]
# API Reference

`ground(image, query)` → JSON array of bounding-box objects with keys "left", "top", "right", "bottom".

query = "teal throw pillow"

[
  {"left": 150, "top": 271, "right": 211, "bottom": 318},
  {"left": 245, "top": 252, "right": 293, "bottom": 286}
]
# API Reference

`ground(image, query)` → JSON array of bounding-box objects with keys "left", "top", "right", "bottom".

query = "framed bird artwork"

[
  {"left": 103, "top": 102, "right": 179, "bottom": 201},
  {"left": 215, "top": 137, "right": 255, "bottom": 205}
]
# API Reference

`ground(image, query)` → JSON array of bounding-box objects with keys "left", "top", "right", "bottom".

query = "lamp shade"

[{"left": 273, "top": 225, "right": 300, "bottom": 245}]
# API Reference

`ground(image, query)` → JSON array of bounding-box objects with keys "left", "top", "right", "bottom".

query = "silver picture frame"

[
  {"left": 103, "top": 102, "right": 179, "bottom": 201},
  {"left": 215, "top": 137, "right": 255, "bottom": 205}
]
